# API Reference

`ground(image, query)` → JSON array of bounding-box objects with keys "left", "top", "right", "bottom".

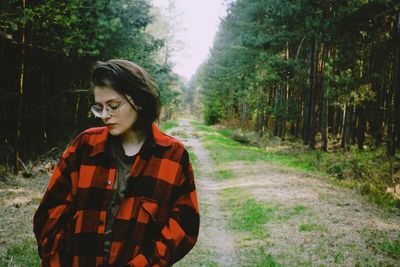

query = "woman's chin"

[{"left": 108, "top": 128, "right": 121, "bottom": 136}]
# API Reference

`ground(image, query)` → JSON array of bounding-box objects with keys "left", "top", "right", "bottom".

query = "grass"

[
  {"left": 333, "top": 251, "right": 345, "bottom": 264},
  {"left": 0, "top": 238, "right": 40, "bottom": 267},
  {"left": 276, "top": 205, "right": 308, "bottom": 221},
  {"left": 193, "top": 123, "right": 314, "bottom": 172},
  {"left": 174, "top": 245, "right": 219, "bottom": 267},
  {"left": 187, "top": 149, "right": 198, "bottom": 168},
  {"left": 299, "top": 223, "right": 328, "bottom": 232},
  {"left": 231, "top": 198, "right": 275, "bottom": 234},
  {"left": 222, "top": 188, "right": 275, "bottom": 235},
  {"left": 253, "top": 254, "right": 280, "bottom": 267},
  {"left": 378, "top": 236, "right": 400, "bottom": 259},
  {"left": 214, "top": 168, "right": 234, "bottom": 180},
  {"left": 159, "top": 120, "right": 178, "bottom": 132},
  {"left": 240, "top": 248, "right": 281, "bottom": 267},
  {"left": 171, "top": 130, "right": 189, "bottom": 139},
  {"left": 220, "top": 188, "right": 318, "bottom": 266}
]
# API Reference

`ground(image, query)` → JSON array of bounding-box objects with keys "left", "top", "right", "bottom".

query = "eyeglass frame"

[{"left": 90, "top": 97, "right": 134, "bottom": 118}]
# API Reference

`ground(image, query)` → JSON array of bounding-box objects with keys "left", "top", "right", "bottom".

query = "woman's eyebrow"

[{"left": 95, "top": 98, "right": 122, "bottom": 105}]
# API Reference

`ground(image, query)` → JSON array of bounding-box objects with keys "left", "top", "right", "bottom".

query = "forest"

[
  {"left": 0, "top": 0, "right": 181, "bottom": 175},
  {"left": 184, "top": 0, "right": 400, "bottom": 209},
  {"left": 196, "top": 0, "right": 400, "bottom": 155}
]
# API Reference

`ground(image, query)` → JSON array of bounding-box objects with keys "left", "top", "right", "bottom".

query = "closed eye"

[
  {"left": 94, "top": 101, "right": 122, "bottom": 110},
  {"left": 109, "top": 104, "right": 120, "bottom": 110}
]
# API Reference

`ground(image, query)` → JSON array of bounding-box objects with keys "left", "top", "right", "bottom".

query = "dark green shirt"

[{"left": 103, "top": 135, "right": 138, "bottom": 262}]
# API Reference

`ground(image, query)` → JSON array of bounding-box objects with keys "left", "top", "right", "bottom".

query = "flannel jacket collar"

[{"left": 88, "top": 123, "right": 172, "bottom": 157}]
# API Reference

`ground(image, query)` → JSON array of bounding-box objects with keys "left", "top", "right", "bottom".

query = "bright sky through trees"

[{"left": 152, "top": 0, "right": 227, "bottom": 80}]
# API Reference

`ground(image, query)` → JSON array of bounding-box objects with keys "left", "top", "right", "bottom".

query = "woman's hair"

[{"left": 91, "top": 59, "right": 160, "bottom": 132}]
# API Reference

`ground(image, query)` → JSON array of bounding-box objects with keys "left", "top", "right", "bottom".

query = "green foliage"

[
  {"left": 378, "top": 237, "right": 400, "bottom": 259},
  {"left": 204, "top": 103, "right": 222, "bottom": 125},
  {"left": 0, "top": 238, "right": 40, "bottom": 267},
  {"left": 327, "top": 161, "right": 350, "bottom": 179}
]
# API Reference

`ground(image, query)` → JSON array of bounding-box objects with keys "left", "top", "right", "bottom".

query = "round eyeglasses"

[{"left": 90, "top": 99, "right": 130, "bottom": 118}]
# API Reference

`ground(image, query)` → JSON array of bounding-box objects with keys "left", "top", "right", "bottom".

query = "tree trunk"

[
  {"left": 296, "top": 90, "right": 302, "bottom": 137},
  {"left": 386, "top": 60, "right": 395, "bottom": 155},
  {"left": 342, "top": 104, "right": 354, "bottom": 151},
  {"left": 14, "top": 0, "right": 26, "bottom": 174},
  {"left": 282, "top": 41, "right": 290, "bottom": 140},
  {"left": 74, "top": 92, "right": 81, "bottom": 129},
  {"left": 303, "top": 38, "right": 317, "bottom": 146},
  {"left": 229, "top": 87, "right": 234, "bottom": 121},
  {"left": 391, "top": 15, "right": 400, "bottom": 154},
  {"left": 274, "top": 86, "right": 280, "bottom": 137},
  {"left": 372, "top": 72, "right": 385, "bottom": 147},
  {"left": 302, "top": 83, "right": 310, "bottom": 145},
  {"left": 337, "top": 106, "right": 343, "bottom": 138},
  {"left": 320, "top": 43, "right": 328, "bottom": 151},
  {"left": 309, "top": 38, "right": 318, "bottom": 149},
  {"left": 357, "top": 104, "right": 366, "bottom": 150},
  {"left": 386, "top": 15, "right": 400, "bottom": 156},
  {"left": 281, "top": 85, "right": 287, "bottom": 140}
]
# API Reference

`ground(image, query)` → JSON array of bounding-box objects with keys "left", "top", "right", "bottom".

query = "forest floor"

[{"left": 0, "top": 117, "right": 400, "bottom": 266}]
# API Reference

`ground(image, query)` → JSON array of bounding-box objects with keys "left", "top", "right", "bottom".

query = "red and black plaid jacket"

[{"left": 33, "top": 124, "right": 199, "bottom": 267}]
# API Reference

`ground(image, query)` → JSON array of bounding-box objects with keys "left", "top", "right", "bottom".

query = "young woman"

[{"left": 33, "top": 59, "right": 200, "bottom": 267}]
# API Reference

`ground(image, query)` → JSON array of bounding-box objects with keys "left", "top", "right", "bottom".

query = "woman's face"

[{"left": 93, "top": 86, "right": 139, "bottom": 136}]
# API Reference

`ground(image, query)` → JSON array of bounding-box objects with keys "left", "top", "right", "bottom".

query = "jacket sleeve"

[
  {"left": 128, "top": 149, "right": 200, "bottom": 267},
  {"left": 33, "top": 136, "right": 81, "bottom": 267}
]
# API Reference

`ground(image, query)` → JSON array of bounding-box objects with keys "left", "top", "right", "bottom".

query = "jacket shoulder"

[
  {"left": 76, "top": 127, "right": 108, "bottom": 144},
  {"left": 82, "top": 127, "right": 107, "bottom": 135},
  {"left": 62, "top": 127, "right": 108, "bottom": 157}
]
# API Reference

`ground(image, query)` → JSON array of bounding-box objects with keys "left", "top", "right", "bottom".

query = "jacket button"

[{"left": 105, "top": 180, "right": 111, "bottom": 185}]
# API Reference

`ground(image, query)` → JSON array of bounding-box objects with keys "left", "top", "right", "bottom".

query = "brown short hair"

[{"left": 91, "top": 59, "right": 160, "bottom": 132}]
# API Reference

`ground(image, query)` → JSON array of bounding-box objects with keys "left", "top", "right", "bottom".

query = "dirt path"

[{"left": 169, "top": 119, "right": 239, "bottom": 266}]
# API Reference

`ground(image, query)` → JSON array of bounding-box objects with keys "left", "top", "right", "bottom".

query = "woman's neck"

[
  {"left": 119, "top": 129, "right": 146, "bottom": 156},
  {"left": 120, "top": 129, "right": 144, "bottom": 144}
]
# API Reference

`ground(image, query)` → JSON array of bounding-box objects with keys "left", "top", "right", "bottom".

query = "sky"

[{"left": 151, "top": 0, "right": 227, "bottom": 80}]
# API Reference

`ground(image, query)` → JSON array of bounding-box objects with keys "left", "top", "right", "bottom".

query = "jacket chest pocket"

[
  {"left": 116, "top": 196, "right": 159, "bottom": 224},
  {"left": 137, "top": 197, "right": 158, "bottom": 224}
]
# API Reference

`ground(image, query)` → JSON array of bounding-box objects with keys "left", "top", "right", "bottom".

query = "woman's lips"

[{"left": 106, "top": 124, "right": 116, "bottom": 128}]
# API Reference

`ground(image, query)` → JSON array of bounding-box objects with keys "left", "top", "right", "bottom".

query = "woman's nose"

[{"left": 100, "top": 108, "right": 111, "bottom": 120}]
